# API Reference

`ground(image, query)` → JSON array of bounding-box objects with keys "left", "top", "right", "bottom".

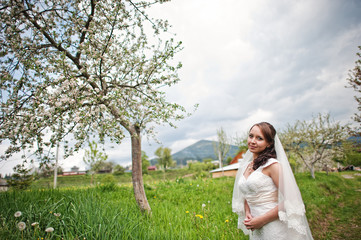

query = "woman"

[{"left": 232, "top": 122, "right": 313, "bottom": 240}]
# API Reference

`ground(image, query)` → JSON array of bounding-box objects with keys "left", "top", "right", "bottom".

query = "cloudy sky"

[{"left": 1, "top": 0, "right": 361, "bottom": 175}]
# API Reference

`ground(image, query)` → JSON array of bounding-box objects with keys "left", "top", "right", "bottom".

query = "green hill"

[{"left": 154, "top": 140, "right": 239, "bottom": 166}]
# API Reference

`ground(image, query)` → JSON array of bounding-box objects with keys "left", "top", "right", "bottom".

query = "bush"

[
  {"left": 7, "top": 164, "right": 33, "bottom": 190},
  {"left": 97, "top": 174, "right": 118, "bottom": 192},
  {"left": 113, "top": 164, "right": 125, "bottom": 175}
]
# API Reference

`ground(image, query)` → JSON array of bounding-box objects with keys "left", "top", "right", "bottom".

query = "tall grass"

[
  {"left": 1, "top": 171, "right": 360, "bottom": 239},
  {"left": 1, "top": 177, "right": 245, "bottom": 239}
]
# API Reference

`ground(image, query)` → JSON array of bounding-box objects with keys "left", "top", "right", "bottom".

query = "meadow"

[{"left": 0, "top": 170, "right": 360, "bottom": 240}]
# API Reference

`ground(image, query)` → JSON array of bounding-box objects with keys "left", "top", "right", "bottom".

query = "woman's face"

[{"left": 247, "top": 125, "right": 269, "bottom": 157}]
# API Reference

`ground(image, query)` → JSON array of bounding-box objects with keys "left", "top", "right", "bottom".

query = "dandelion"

[
  {"left": 14, "top": 211, "right": 22, "bottom": 217},
  {"left": 195, "top": 214, "right": 204, "bottom": 219},
  {"left": 54, "top": 213, "right": 61, "bottom": 217},
  {"left": 18, "top": 221, "right": 26, "bottom": 231},
  {"left": 153, "top": 196, "right": 156, "bottom": 198},
  {"left": 186, "top": 211, "right": 189, "bottom": 213},
  {"left": 45, "top": 227, "right": 54, "bottom": 233},
  {"left": 202, "top": 203, "right": 206, "bottom": 208},
  {"left": 31, "top": 222, "right": 39, "bottom": 227},
  {"left": 225, "top": 219, "right": 229, "bottom": 223},
  {"left": 208, "top": 200, "right": 211, "bottom": 204}
]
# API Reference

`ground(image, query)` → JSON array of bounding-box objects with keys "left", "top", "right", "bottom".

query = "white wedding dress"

[
  {"left": 238, "top": 159, "right": 298, "bottom": 240},
  {"left": 233, "top": 136, "right": 313, "bottom": 240}
]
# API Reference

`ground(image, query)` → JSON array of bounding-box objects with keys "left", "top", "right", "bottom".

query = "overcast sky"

[{"left": 1, "top": 0, "right": 361, "bottom": 175}]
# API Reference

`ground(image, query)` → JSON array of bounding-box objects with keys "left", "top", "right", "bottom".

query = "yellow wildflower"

[
  {"left": 195, "top": 214, "right": 203, "bottom": 219},
  {"left": 225, "top": 219, "right": 229, "bottom": 223},
  {"left": 186, "top": 211, "right": 189, "bottom": 213}
]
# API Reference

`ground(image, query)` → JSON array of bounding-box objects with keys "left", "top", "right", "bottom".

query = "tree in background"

[
  {"left": 0, "top": 1, "right": 194, "bottom": 213},
  {"left": 338, "top": 139, "right": 361, "bottom": 167},
  {"left": 95, "top": 161, "right": 114, "bottom": 173},
  {"left": 234, "top": 132, "right": 249, "bottom": 154},
  {"left": 213, "top": 127, "right": 230, "bottom": 171},
  {"left": 346, "top": 46, "right": 361, "bottom": 129},
  {"left": 142, "top": 151, "right": 150, "bottom": 174},
  {"left": 83, "top": 141, "right": 108, "bottom": 184},
  {"left": 155, "top": 147, "right": 174, "bottom": 170},
  {"left": 7, "top": 164, "right": 33, "bottom": 190},
  {"left": 35, "top": 163, "right": 64, "bottom": 178},
  {"left": 113, "top": 164, "right": 125, "bottom": 175},
  {"left": 226, "top": 156, "right": 233, "bottom": 165},
  {"left": 281, "top": 113, "right": 349, "bottom": 178}
]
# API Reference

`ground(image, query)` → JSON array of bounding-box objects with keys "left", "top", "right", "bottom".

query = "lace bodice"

[{"left": 239, "top": 160, "right": 278, "bottom": 207}]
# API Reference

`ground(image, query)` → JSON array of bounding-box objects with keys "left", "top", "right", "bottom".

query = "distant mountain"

[{"left": 169, "top": 140, "right": 239, "bottom": 166}]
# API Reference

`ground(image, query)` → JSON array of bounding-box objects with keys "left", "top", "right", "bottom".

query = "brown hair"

[{"left": 250, "top": 122, "right": 277, "bottom": 170}]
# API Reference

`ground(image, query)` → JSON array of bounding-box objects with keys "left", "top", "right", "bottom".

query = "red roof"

[{"left": 229, "top": 151, "right": 245, "bottom": 165}]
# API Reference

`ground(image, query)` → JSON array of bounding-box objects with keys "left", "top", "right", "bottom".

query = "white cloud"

[{"left": 1, "top": 0, "right": 360, "bottom": 175}]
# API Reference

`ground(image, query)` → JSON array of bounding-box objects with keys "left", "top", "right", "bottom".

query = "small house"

[
  {"left": 62, "top": 166, "right": 86, "bottom": 176},
  {"left": 0, "top": 178, "right": 9, "bottom": 192},
  {"left": 148, "top": 166, "right": 157, "bottom": 171},
  {"left": 210, "top": 151, "right": 245, "bottom": 178},
  {"left": 210, "top": 162, "right": 240, "bottom": 178}
]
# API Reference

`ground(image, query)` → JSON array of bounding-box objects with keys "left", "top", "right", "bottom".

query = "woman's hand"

[{"left": 243, "top": 215, "right": 266, "bottom": 231}]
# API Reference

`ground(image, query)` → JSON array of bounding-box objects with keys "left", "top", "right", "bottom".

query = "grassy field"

[{"left": 0, "top": 170, "right": 360, "bottom": 239}]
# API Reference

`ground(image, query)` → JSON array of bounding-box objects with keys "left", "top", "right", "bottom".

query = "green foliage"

[
  {"left": 83, "top": 141, "right": 108, "bottom": 173},
  {"left": 154, "top": 147, "right": 174, "bottom": 170},
  {"left": 7, "top": 164, "right": 33, "bottom": 190},
  {"left": 226, "top": 156, "right": 233, "bottom": 165},
  {"left": 288, "top": 153, "right": 303, "bottom": 173},
  {"left": 142, "top": 151, "right": 150, "bottom": 174},
  {"left": 188, "top": 162, "right": 216, "bottom": 173},
  {"left": 96, "top": 174, "right": 118, "bottom": 192},
  {"left": 113, "top": 164, "right": 125, "bottom": 175},
  {"left": 338, "top": 140, "right": 361, "bottom": 167},
  {"left": 202, "top": 158, "right": 213, "bottom": 164}
]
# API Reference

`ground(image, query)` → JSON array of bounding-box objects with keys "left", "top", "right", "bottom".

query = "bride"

[{"left": 232, "top": 122, "right": 313, "bottom": 240}]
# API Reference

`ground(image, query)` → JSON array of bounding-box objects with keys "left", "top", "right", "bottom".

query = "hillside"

[{"left": 165, "top": 140, "right": 239, "bottom": 166}]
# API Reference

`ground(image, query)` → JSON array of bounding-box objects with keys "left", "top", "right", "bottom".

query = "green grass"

[
  {"left": 32, "top": 168, "right": 202, "bottom": 189},
  {"left": 1, "top": 170, "right": 360, "bottom": 239},
  {"left": 297, "top": 171, "right": 361, "bottom": 240}
]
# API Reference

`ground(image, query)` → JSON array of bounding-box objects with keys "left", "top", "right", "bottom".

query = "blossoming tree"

[
  {"left": 280, "top": 113, "right": 349, "bottom": 178},
  {"left": 0, "top": 0, "right": 193, "bottom": 213}
]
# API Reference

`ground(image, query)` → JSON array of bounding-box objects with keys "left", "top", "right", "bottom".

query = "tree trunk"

[
  {"left": 310, "top": 164, "right": 315, "bottom": 179},
  {"left": 53, "top": 143, "right": 59, "bottom": 189},
  {"left": 130, "top": 126, "right": 151, "bottom": 214}
]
